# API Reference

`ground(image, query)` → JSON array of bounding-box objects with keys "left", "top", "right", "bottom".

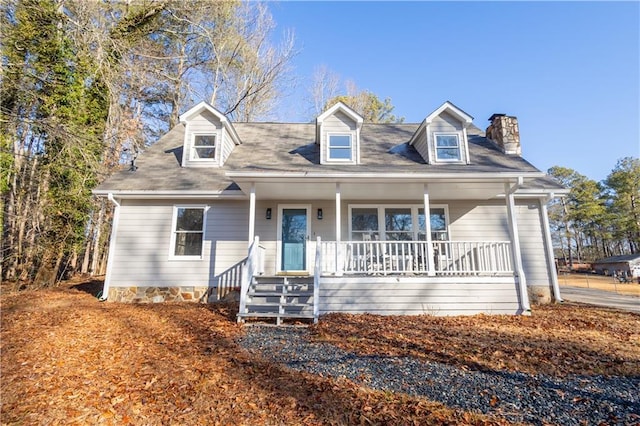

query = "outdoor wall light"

[
  {"left": 266, "top": 208, "right": 272, "bottom": 220},
  {"left": 317, "top": 208, "right": 323, "bottom": 220}
]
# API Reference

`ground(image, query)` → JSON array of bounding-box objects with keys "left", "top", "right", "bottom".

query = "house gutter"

[
  {"left": 100, "top": 193, "right": 121, "bottom": 301},
  {"left": 92, "top": 189, "right": 246, "bottom": 200},
  {"left": 226, "top": 171, "right": 545, "bottom": 182},
  {"left": 542, "top": 193, "right": 564, "bottom": 303},
  {"left": 506, "top": 177, "right": 531, "bottom": 313}
]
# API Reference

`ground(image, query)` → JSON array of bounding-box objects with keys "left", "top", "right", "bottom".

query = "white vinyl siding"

[
  {"left": 411, "top": 126, "right": 429, "bottom": 163},
  {"left": 318, "top": 276, "right": 520, "bottom": 316},
  {"left": 220, "top": 129, "right": 234, "bottom": 164},
  {"left": 447, "top": 200, "right": 552, "bottom": 287},
  {"left": 107, "top": 197, "right": 550, "bottom": 307},
  {"left": 427, "top": 112, "right": 467, "bottom": 164},
  {"left": 321, "top": 111, "right": 358, "bottom": 164},
  {"left": 183, "top": 109, "right": 236, "bottom": 167},
  {"left": 515, "top": 202, "right": 554, "bottom": 286},
  {"left": 108, "top": 200, "right": 248, "bottom": 291}
]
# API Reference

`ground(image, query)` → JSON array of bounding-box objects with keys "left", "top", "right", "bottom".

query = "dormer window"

[
  {"left": 179, "top": 102, "right": 242, "bottom": 168},
  {"left": 191, "top": 134, "right": 217, "bottom": 161},
  {"left": 316, "top": 102, "right": 363, "bottom": 165},
  {"left": 328, "top": 134, "right": 353, "bottom": 161},
  {"left": 408, "top": 102, "right": 473, "bottom": 165},
  {"left": 434, "top": 133, "right": 461, "bottom": 161}
]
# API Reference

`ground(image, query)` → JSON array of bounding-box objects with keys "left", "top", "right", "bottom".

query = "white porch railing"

[{"left": 320, "top": 240, "right": 513, "bottom": 276}]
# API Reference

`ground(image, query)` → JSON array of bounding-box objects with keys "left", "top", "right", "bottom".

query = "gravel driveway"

[{"left": 238, "top": 326, "right": 640, "bottom": 426}]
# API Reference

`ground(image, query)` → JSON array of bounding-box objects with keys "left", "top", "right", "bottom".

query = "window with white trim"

[
  {"left": 434, "top": 134, "right": 461, "bottom": 162},
  {"left": 171, "top": 206, "right": 206, "bottom": 258},
  {"left": 350, "top": 205, "right": 449, "bottom": 241},
  {"left": 191, "top": 134, "right": 217, "bottom": 161},
  {"left": 328, "top": 134, "right": 353, "bottom": 161}
]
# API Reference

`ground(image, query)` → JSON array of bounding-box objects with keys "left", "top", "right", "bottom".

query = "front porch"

[
  {"left": 237, "top": 237, "right": 523, "bottom": 323},
  {"left": 232, "top": 176, "right": 559, "bottom": 323}
]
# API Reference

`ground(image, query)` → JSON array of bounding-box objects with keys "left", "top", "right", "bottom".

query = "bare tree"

[{"left": 309, "top": 65, "right": 340, "bottom": 116}]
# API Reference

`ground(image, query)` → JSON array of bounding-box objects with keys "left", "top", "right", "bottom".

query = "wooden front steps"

[{"left": 237, "top": 276, "right": 315, "bottom": 325}]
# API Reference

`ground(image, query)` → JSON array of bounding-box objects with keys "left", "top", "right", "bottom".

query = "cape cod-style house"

[{"left": 94, "top": 101, "right": 566, "bottom": 323}]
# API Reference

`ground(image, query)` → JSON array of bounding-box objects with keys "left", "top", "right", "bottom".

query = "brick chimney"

[{"left": 486, "top": 114, "right": 521, "bottom": 156}]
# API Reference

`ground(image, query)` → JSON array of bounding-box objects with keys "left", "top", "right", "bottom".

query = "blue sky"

[{"left": 268, "top": 1, "right": 639, "bottom": 182}]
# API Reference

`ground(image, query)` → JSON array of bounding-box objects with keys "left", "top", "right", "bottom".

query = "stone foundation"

[
  {"left": 108, "top": 286, "right": 211, "bottom": 303},
  {"left": 528, "top": 284, "right": 553, "bottom": 304}
]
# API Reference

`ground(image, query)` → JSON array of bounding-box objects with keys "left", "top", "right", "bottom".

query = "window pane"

[
  {"left": 194, "top": 135, "right": 216, "bottom": 146},
  {"left": 418, "top": 208, "right": 448, "bottom": 241},
  {"left": 436, "top": 148, "right": 460, "bottom": 160},
  {"left": 194, "top": 147, "right": 216, "bottom": 159},
  {"left": 329, "top": 135, "right": 351, "bottom": 147},
  {"left": 430, "top": 208, "right": 446, "bottom": 231},
  {"left": 385, "top": 208, "right": 412, "bottom": 232},
  {"left": 176, "top": 208, "right": 204, "bottom": 231},
  {"left": 329, "top": 147, "right": 352, "bottom": 160},
  {"left": 352, "top": 208, "right": 378, "bottom": 232},
  {"left": 436, "top": 135, "right": 458, "bottom": 147},
  {"left": 174, "top": 232, "right": 203, "bottom": 256}
]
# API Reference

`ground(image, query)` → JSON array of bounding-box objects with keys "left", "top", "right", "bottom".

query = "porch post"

[
  {"left": 335, "top": 182, "right": 342, "bottom": 275},
  {"left": 423, "top": 184, "right": 436, "bottom": 276},
  {"left": 248, "top": 182, "right": 256, "bottom": 247},
  {"left": 540, "top": 196, "right": 563, "bottom": 302},
  {"left": 505, "top": 181, "right": 531, "bottom": 312}
]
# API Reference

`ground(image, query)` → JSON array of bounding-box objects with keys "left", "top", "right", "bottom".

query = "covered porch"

[{"left": 232, "top": 173, "right": 560, "bottom": 321}]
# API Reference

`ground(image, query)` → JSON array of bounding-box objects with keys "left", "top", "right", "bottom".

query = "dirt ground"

[
  {"left": 1, "top": 279, "right": 639, "bottom": 425},
  {"left": 558, "top": 272, "right": 640, "bottom": 296}
]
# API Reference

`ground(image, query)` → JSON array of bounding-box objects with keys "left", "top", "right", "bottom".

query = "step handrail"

[
  {"left": 313, "top": 236, "right": 321, "bottom": 323},
  {"left": 238, "top": 236, "right": 260, "bottom": 321}
]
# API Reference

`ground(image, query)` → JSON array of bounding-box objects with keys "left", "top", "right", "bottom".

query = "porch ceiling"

[{"left": 241, "top": 181, "right": 510, "bottom": 200}]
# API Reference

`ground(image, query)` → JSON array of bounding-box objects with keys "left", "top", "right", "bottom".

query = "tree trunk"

[
  {"left": 90, "top": 200, "right": 105, "bottom": 275},
  {"left": 81, "top": 224, "right": 92, "bottom": 274}
]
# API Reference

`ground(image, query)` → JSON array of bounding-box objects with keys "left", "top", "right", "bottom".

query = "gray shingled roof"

[{"left": 95, "top": 122, "right": 564, "bottom": 193}]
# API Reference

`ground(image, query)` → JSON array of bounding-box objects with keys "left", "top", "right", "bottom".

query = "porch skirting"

[
  {"left": 318, "top": 276, "right": 523, "bottom": 316},
  {"left": 107, "top": 286, "right": 211, "bottom": 303}
]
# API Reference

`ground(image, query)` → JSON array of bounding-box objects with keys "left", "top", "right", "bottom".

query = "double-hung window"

[
  {"left": 434, "top": 134, "right": 461, "bottom": 161},
  {"left": 328, "top": 134, "right": 352, "bottom": 161},
  {"left": 191, "top": 134, "right": 217, "bottom": 161},
  {"left": 171, "top": 206, "right": 206, "bottom": 258}
]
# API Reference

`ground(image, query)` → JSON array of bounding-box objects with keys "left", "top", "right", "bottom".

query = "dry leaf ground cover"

[
  {"left": 1, "top": 282, "right": 509, "bottom": 425},
  {"left": 313, "top": 306, "right": 640, "bottom": 378},
  {"left": 1, "top": 279, "right": 639, "bottom": 425}
]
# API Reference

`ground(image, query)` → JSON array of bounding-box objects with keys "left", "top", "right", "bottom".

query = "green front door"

[{"left": 281, "top": 208, "right": 307, "bottom": 271}]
